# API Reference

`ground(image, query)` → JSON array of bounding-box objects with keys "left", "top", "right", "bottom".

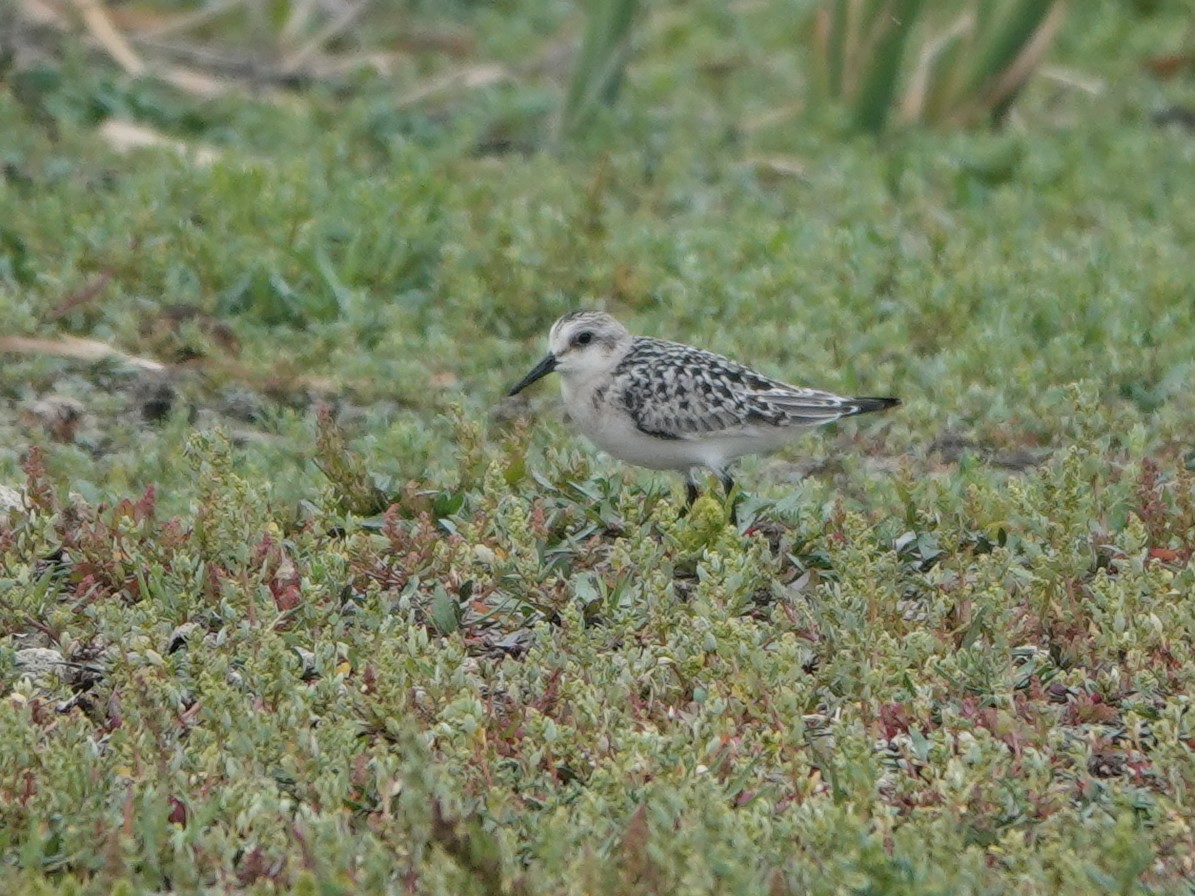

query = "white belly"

[
  {"left": 578, "top": 410, "right": 707, "bottom": 470},
  {"left": 562, "top": 381, "right": 809, "bottom": 473}
]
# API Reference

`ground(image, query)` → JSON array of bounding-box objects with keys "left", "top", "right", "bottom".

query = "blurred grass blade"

[
  {"left": 560, "top": 0, "right": 640, "bottom": 138},
  {"left": 974, "top": 0, "right": 1057, "bottom": 88},
  {"left": 982, "top": 1, "right": 1069, "bottom": 124},
  {"left": 811, "top": 0, "right": 926, "bottom": 134},
  {"left": 900, "top": 12, "right": 972, "bottom": 124},
  {"left": 810, "top": 0, "right": 1067, "bottom": 133},
  {"left": 850, "top": 0, "right": 924, "bottom": 133}
]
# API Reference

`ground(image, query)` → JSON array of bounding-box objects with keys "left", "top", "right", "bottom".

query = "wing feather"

[{"left": 612, "top": 338, "right": 868, "bottom": 440}]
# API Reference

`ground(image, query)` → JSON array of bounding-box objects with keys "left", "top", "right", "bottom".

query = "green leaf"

[{"left": 429, "top": 583, "right": 461, "bottom": 634}]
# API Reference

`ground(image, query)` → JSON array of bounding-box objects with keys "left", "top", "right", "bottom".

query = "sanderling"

[{"left": 508, "top": 311, "right": 899, "bottom": 518}]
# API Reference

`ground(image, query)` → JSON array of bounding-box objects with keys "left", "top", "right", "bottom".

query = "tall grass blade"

[
  {"left": 900, "top": 12, "right": 972, "bottom": 124},
  {"left": 973, "top": 0, "right": 1056, "bottom": 91},
  {"left": 809, "top": 0, "right": 1067, "bottom": 132},
  {"left": 560, "top": 0, "right": 640, "bottom": 138},
  {"left": 810, "top": 2, "right": 845, "bottom": 99},
  {"left": 849, "top": 0, "right": 924, "bottom": 133},
  {"left": 982, "top": 1, "right": 1069, "bottom": 124}
]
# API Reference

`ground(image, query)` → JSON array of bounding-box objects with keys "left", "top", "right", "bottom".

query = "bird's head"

[{"left": 508, "top": 311, "right": 632, "bottom": 395}]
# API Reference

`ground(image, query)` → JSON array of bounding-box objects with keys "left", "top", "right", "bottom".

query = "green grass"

[{"left": 3, "top": 0, "right": 1195, "bottom": 892}]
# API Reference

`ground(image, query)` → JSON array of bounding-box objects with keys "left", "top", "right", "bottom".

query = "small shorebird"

[{"left": 508, "top": 311, "right": 899, "bottom": 518}]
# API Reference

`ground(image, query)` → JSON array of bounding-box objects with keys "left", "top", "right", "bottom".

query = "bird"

[{"left": 507, "top": 311, "right": 899, "bottom": 520}]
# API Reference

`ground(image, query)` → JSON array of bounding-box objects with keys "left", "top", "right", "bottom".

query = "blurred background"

[{"left": 1, "top": 0, "right": 1193, "bottom": 505}]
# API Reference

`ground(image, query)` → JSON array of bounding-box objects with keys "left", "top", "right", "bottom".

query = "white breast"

[{"left": 560, "top": 378, "right": 809, "bottom": 472}]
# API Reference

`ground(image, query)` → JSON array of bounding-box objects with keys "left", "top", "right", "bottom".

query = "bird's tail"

[{"left": 847, "top": 396, "right": 901, "bottom": 416}]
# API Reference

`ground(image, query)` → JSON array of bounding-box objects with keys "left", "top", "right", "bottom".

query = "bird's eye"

[{"left": 575, "top": 331, "right": 594, "bottom": 346}]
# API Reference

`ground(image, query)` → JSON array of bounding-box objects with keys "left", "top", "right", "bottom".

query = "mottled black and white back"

[
  {"left": 508, "top": 310, "right": 899, "bottom": 513},
  {"left": 612, "top": 336, "right": 897, "bottom": 441}
]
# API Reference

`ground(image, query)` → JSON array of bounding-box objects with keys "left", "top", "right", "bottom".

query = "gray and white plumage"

[{"left": 508, "top": 311, "right": 899, "bottom": 505}]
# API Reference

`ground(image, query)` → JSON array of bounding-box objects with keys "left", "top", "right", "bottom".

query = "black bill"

[{"left": 508, "top": 353, "right": 558, "bottom": 396}]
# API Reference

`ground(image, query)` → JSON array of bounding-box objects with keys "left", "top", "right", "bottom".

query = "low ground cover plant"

[{"left": 2, "top": 1, "right": 1195, "bottom": 892}]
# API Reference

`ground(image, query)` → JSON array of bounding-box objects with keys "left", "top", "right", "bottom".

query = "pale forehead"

[{"left": 550, "top": 311, "right": 614, "bottom": 340}]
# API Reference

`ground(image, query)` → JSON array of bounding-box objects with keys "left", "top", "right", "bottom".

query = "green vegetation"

[
  {"left": 560, "top": 0, "right": 640, "bottom": 138},
  {"left": 808, "top": 0, "right": 1070, "bottom": 133},
  {"left": 2, "top": 1, "right": 1195, "bottom": 893}
]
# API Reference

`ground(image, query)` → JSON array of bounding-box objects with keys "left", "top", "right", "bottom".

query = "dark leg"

[
  {"left": 685, "top": 479, "right": 699, "bottom": 507},
  {"left": 719, "top": 471, "right": 740, "bottom": 525}
]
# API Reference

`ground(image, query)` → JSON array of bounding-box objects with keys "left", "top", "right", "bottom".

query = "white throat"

[{"left": 557, "top": 352, "right": 622, "bottom": 406}]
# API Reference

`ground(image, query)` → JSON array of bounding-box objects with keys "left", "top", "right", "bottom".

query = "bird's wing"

[{"left": 612, "top": 338, "right": 860, "bottom": 441}]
